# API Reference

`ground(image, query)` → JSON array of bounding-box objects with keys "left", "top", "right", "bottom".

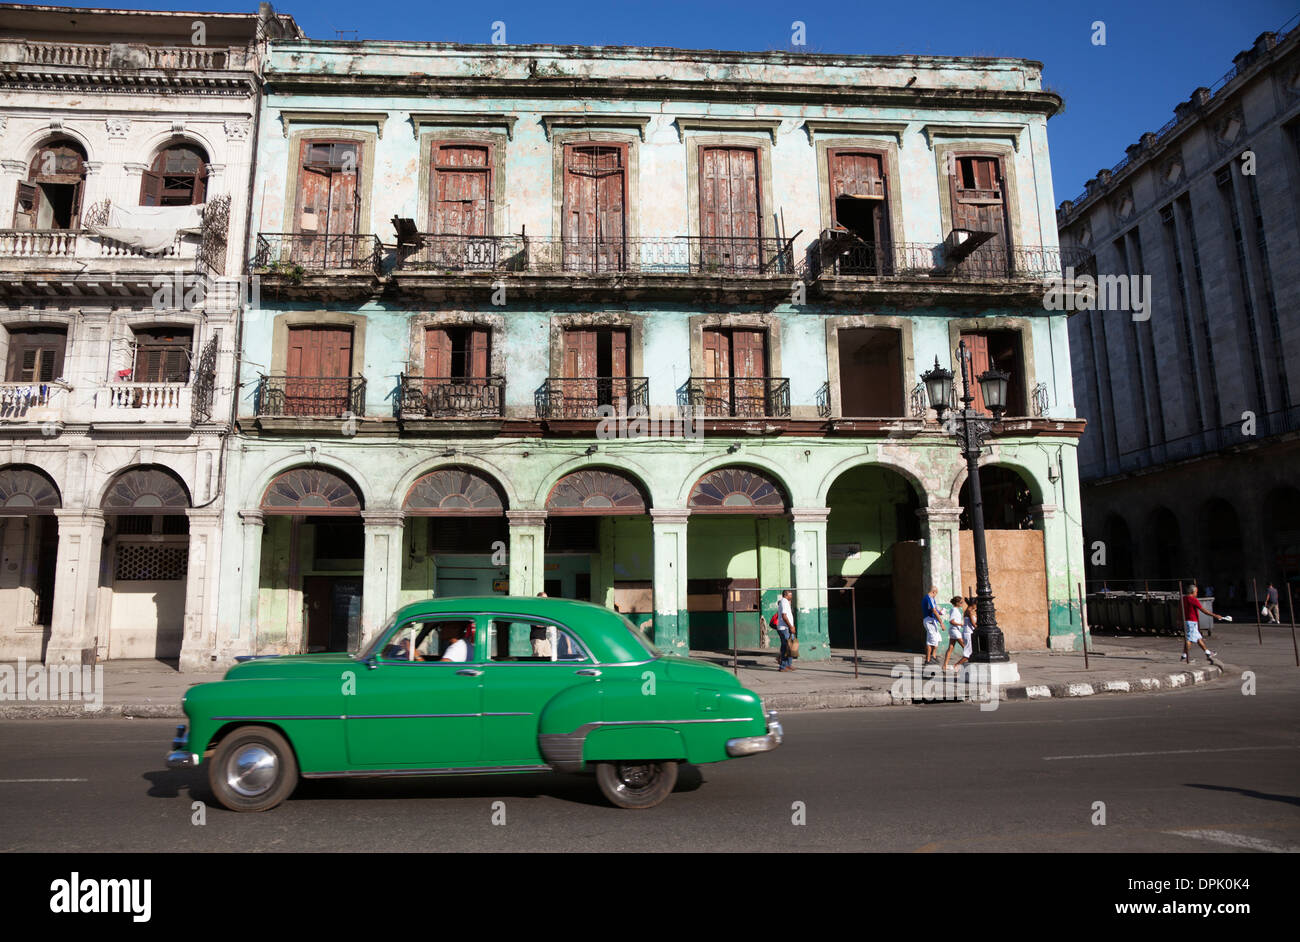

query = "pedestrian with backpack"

[{"left": 773, "top": 589, "right": 797, "bottom": 672}]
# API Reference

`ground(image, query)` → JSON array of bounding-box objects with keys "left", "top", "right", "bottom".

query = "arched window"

[
  {"left": 15, "top": 139, "right": 87, "bottom": 230},
  {"left": 688, "top": 467, "right": 787, "bottom": 514},
  {"left": 141, "top": 144, "right": 209, "bottom": 206},
  {"left": 546, "top": 469, "right": 647, "bottom": 515}
]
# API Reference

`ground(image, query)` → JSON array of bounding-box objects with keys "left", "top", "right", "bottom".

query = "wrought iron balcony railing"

[
  {"left": 679, "top": 377, "right": 791, "bottom": 418},
  {"left": 253, "top": 233, "right": 382, "bottom": 274},
  {"left": 397, "top": 374, "right": 505, "bottom": 418},
  {"left": 807, "top": 238, "right": 1092, "bottom": 282},
  {"left": 536, "top": 377, "right": 649, "bottom": 419},
  {"left": 255, "top": 375, "right": 366, "bottom": 419},
  {"left": 391, "top": 233, "right": 799, "bottom": 277}
]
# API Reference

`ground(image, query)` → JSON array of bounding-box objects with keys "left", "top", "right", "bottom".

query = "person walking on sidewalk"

[
  {"left": 953, "top": 599, "right": 976, "bottom": 669},
  {"left": 922, "top": 586, "right": 942, "bottom": 665},
  {"left": 775, "top": 589, "right": 797, "bottom": 672},
  {"left": 941, "top": 596, "right": 966, "bottom": 670},
  {"left": 1181, "top": 584, "right": 1225, "bottom": 663},
  {"left": 1265, "top": 583, "right": 1280, "bottom": 624}
]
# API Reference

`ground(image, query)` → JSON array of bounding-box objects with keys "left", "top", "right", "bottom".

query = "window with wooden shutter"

[
  {"left": 562, "top": 144, "right": 626, "bottom": 272},
  {"left": 133, "top": 329, "right": 192, "bottom": 383},
  {"left": 701, "top": 327, "right": 768, "bottom": 416},
  {"left": 140, "top": 145, "right": 208, "bottom": 206},
  {"left": 960, "top": 330, "right": 1025, "bottom": 415},
  {"left": 430, "top": 143, "right": 491, "bottom": 236},
  {"left": 829, "top": 149, "right": 890, "bottom": 272},
  {"left": 26, "top": 139, "right": 87, "bottom": 230},
  {"left": 294, "top": 140, "right": 361, "bottom": 266},
  {"left": 699, "top": 147, "right": 761, "bottom": 271},
  {"left": 5, "top": 329, "right": 66, "bottom": 383},
  {"left": 950, "top": 155, "right": 1011, "bottom": 273}
]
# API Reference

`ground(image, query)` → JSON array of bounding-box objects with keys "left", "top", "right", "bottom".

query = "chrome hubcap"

[
  {"left": 617, "top": 763, "right": 657, "bottom": 790},
  {"left": 227, "top": 744, "right": 278, "bottom": 797}
]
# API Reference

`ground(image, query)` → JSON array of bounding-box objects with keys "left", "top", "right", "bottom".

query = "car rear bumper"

[{"left": 726, "top": 711, "right": 784, "bottom": 757}]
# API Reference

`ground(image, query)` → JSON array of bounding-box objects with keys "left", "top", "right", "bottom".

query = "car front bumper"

[
  {"left": 726, "top": 711, "right": 784, "bottom": 757},
  {"left": 166, "top": 724, "right": 198, "bottom": 769}
]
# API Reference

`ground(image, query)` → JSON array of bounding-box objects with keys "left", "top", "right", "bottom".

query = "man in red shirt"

[{"left": 1182, "top": 584, "right": 1226, "bottom": 663}]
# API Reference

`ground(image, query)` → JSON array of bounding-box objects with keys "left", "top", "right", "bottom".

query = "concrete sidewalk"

[{"left": 1, "top": 624, "right": 1293, "bottom": 718}]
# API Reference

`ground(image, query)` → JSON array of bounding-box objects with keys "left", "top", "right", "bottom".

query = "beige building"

[{"left": 0, "top": 4, "right": 300, "bottom": 667}]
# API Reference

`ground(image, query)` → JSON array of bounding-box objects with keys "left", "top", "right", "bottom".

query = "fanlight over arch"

[
  {"left": 261, "top": 467, "right": 362, "bottom": 516},
  {"left": 546, "top": 469, "right": 648, "bottom": 516},
  {"left": 101, "top": 466, "right": 190, "bottom": 513},
  {"left": 404, "top": 467, "right": 506, "bottom": 516},
  {"left": 688, "top": 467, "right": 786, "bottom": 514},
  {"left": 0, "top": 466, "right": 61, "bottom": 514}
]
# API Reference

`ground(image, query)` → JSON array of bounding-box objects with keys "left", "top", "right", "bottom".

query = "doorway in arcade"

[
  {"left": 825, "top": 465, "right": 920, "bottom": 646},
  {"left": 542, "top": 468, "right": 653, "bottom": 632},
  {"left": 684, "top": 466, "right": 790, "bottom": 651}
]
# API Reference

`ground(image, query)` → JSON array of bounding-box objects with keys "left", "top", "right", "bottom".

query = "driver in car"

[{"left": 437, "top": 622, "right": 471, "bottom": 662}]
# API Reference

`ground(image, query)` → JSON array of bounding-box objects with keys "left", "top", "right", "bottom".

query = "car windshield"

[
  {"left": 618, "top": 613, "right": 661, "bottom": 659},
  {"left": 356, "top": 613, "right": 399, "bottom": 661}
]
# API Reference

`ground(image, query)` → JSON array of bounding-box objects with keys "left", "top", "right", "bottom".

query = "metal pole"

[
  {"left": 959, "top": 339, "right": 1007, "bottom": 663},
  {"left": 849, "top": 584, "right": 859, "bottom": 680},
  {"left": 1078, "top": 581, "right": 1089, "bottom": 669},
  {"left": 1253, "top": 577, "right": 1262, "bottom": 645},
  {"left": 1288, "top": 583, "right": 1299, "bottom": 668}
]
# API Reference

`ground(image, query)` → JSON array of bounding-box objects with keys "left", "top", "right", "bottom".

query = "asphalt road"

[{"left": 1, "top": 667, "right": 1297, "bottom": 853}]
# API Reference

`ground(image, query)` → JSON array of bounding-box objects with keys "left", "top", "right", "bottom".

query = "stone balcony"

[
  {"left": 0, "top": 229, "right": 202, "bottom": 298},
  {"left": 0, "top": 381, "right": 203, "bottom": 431}
]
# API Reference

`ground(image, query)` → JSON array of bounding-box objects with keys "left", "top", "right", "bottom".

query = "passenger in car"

[{"left": 438, "top": 622, "right": 470, "bottom": 662}]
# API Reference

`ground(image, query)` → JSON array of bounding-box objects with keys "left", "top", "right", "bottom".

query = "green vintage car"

[{"left": 167, "top": 596, "right": 782, "bottom": 811}]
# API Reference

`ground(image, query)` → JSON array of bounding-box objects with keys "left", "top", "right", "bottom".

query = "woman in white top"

[{"left": 940, "top": 596, "right": 966, "bottom": 671}]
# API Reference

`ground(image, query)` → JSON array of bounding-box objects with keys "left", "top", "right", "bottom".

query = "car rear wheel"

[
  {"left": 209, "top": 726, "right": 298, "bottom": 813},
  {"left": 594, "top": 760, "right": 678, "bottom": 809}
]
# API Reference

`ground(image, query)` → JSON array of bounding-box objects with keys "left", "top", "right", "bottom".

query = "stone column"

[
  {"left": 790, "top": 508, "right": 830, "bottom": 661},
  {"left": 179, "top": 508, "right": 223, "bottom": 671},
  {"left": 508, "top": 510, "right": 547, "bottom": 598},
  {"left": 361, "top": 511, "right": 406, "bottom": 651},
  {"left": 1034, "top": 501, "right": 1082, "bottom": 651},
  {"left": 44, "top": 509, "right": 107, "bottom": 666},
  {"left": 918, "top": 502, "right": 963, "bottom": 598},
  {"left": 650, "top": 510, "right": 690, "bottom": 655},
  {"left": 234, "top": 510, "right": 264, "bottom": 655}
]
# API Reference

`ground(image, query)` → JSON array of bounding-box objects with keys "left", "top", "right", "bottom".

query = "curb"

[
  {"left": 1002, "top": 664, "right": 1226, "bottom": 701},
  {"left": 0, "top": 663, "right": 1229, "bottom": 719}
]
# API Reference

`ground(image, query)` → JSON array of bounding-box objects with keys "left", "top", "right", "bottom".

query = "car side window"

[
  {"left": 487, "top": 619, "right": 589, "bottom": 663},
  {"left": 379, "top": 618, "right": 478, "bottom": 663}
]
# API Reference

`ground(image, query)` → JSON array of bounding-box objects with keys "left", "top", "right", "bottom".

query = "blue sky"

[{"left": 27, "top": 0, "right": 1297, "bottom": 205}]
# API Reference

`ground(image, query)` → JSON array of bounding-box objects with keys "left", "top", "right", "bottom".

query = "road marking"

[
  {"left": 0, "top": 778, "right": 88, "bottom": 783},
  {"left": 1164, "top": 829, "right": 1298, "bottom": 853},
  {"left": 1043, "top": 745, "right": 1299, "bottom": 761}
]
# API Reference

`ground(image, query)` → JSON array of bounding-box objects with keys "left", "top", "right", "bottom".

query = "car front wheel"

[
  {"left": 594, "top": 760, "right": 678, "bottom": 809},
  {"left": 208, "top": 726, "right": 299, "bottom": 813}
]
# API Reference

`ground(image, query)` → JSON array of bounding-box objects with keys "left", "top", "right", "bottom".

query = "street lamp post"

[{"left": 922, "top": 339, "right": 1011, "bottom": 665}]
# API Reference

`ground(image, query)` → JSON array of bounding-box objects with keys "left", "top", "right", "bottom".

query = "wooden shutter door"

[
  {"left": 13, "top": 183, "right": 39, "bottom": 230},
  {"left": 140, "top": 169, "right": 164, "bottom": 207},
  {"left": 562, "top": 329, "right": 597, "bottom": 417},
  {"left": 563, "top": 146, "right": 595, "bottom": 271},
  {"left": 700, "top": 148, "right": 760, "bottom": 271},
  {"left": 327, "top": 144, "right": 359, "bottom": 266},
  {"left": 961, "top": 332, "right": 991, "bottom": 414},
  {"left": 595, "top": 148, "right": 625, "bottom": 272},
  {"left": 295, "top": 141, "right": 331, "bottom": 266},
  {"left": 468, "top": 327, "right": 490, "bottom": 379},
  {"left": 732, "top": 329, "right": 767, "bottom": 417},
  {"left": 701, "top": 328, "right": 731, "bottom": 416},
  {"left": 424, "top": 327, "right": 452, "bottom": 379},
  {"left": 952, "top": 156, "right": 1009, "bottom": 275},
  {"left": 287, "top": 326, "right": 351, "bottom": 415}
]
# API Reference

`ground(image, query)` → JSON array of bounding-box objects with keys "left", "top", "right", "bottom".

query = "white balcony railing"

[
  {"left": 0, "top": 229, "right": 191, "bottom": 261},
  {"left": 0, "top": 382, "right": 68, "bottom": 422},
  {"left": 92, "top": 383, "right": 192, "bottom": 422},
  {"left": 11, "top": 41, "right": 246, "bottom": 71}
]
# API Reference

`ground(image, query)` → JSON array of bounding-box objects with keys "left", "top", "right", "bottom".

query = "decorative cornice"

[
  {"left": 238, "top": 510, "right": 265, "bottom": 527},
  {"left": 278, "top": 109, "right": 388, "bottom": 139},
  {"left": 362, "top": 510, "right": 406, "bottom": 528},
  {"left": 802, "top": 118, "right": 909, "bottom": 144},
  {"left": 675, "top": 116, "right": 782, "bottom": 142},
  {"left": 506, "top": 510, "right": 547, "bottom": 527},
  {"left": 540, "top": 114, "right": 652, "bottom": 141},
  {"left": 223, "top": 120, "right": 251, "bottom": 141},
  {"left": 649, "top": 509, "right": 690, "bottom": 526},
  {"left": 408, "top": 111, "right": 518, "bottom": 139},
  {"left": 790, "top": 507, "right": 830, "bottom": 524},
  {"left": 105, "top": 117, "right": 131, "bottom": 139},
  {"left": 1, "top": 158, "right": 27, "bottom": 174},
  {"left": 922, "top": 123, "right": 1025, "bottom": 151}
]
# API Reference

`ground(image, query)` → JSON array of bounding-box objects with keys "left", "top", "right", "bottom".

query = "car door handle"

[
  {"left": 456, "top": 669, "right": 483, "bottom": 677},
  {"left": 575, "top": 669, "right": 601, "bottom": 677}
]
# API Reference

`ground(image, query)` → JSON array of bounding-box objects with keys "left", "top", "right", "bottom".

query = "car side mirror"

[{"left": 364, "top": 654, "right": 379, "bottom": 671}]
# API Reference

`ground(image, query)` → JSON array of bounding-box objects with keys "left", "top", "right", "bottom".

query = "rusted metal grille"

[
  {"left": 807, "top": 238, "right": 1091, "bottom": 281},
  {"left": 535, "top": 377, "right": 649, "bottom": 419},
  {"left": 545, "top": 469, "right": 648, "bottom": 515},
  {"left": 101, "top": 467, "right": 189, "bottom": 512},
  {"left": 199, "top": 194, "right": 230, "bottom": 275},
  {"left": 113, "top": 543, "right": 188, "bottom": 581},
  {"left": 262, "top": 467, "right": 362, "bottom": 515},
  {"left": 190, "top": 335, "right": 218, "bottom": 424},
  {"left": 255, "top": 375, "right": 366, "bottom": 418},
  {"left": 397, "top": 374, "right": 504, "bottom": 418},
  {"left": 688, "top": 467, "right": 788, "bottom": 513},
  {"left": 403, "top": 467, "right": 505, "bottom": 515},
  {"left": 678, "top": 377, "right": 790, "bottom": 418},
  {"left": 253, "top": 233, "right": 382, "bottom": 273}
]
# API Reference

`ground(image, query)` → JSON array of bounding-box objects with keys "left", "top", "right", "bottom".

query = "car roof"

[{"left": 390, "top": 596, "right": 654, "bottom": 662}]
